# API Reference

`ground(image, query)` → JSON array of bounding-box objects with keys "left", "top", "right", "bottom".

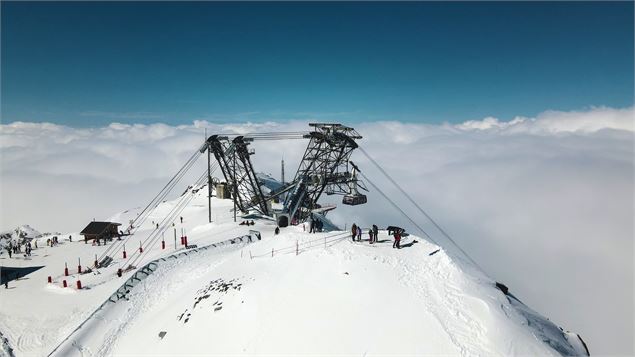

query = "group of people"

[
  {"left": 239, "top": 220, "right": 256, "bottom": 226},
  {"left": 3, "top": 239, "right": 35, "bottom": 259},
  {"left": 308, "top": 218, "right": 324, "bottom": 233},
  {"left": 47, "top": 236, "right": 59, "bottom": 247},
  {"left": 350, "top": 223, "right": 403, "bottom": 249},
  {"left": 350, "top": 223, "right": 364, "bottom": 242}
]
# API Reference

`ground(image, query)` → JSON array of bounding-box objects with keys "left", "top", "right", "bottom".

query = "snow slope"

[{"left": 0, "top": 182, "right": 588, "bottom": 356}]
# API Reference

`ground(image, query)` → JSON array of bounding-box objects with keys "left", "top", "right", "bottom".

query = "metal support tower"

[
  {"left": 282, "top": 123, "right": 363, "bottom": 223},
  {"left": 205, "top": 135, "right": 269, "bottom": 217}
]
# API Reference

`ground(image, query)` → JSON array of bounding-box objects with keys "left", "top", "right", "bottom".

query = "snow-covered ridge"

[{"left": 0, "top": 178, "right": 589, "bottom": 356}]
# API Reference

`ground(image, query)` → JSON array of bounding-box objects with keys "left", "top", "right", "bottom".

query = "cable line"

[
  {"left": 125, "top": 161, "right": 221, "bottom": 269},
  {"left": 95, "top": 148, "right": 204, "bottom": 266},
  {"left": 355, "top": 170, "right": 439, "bottom": 248},
  {"left": 357, "top": 146, "right": 486, "bottom": 273}
]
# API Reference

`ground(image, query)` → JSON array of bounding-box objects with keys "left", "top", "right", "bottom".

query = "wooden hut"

[{"left": 80, "top": 221, "right": 121, "bottom": 243}]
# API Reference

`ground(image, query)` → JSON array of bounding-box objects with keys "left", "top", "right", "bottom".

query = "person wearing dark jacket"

[
  {"left": 372, "top": 225, "right": 378, "bottom": 242},
  {"left": 393, "top": 231, "right": 401, "bottom": 249},
  {"left": 351, "top": 223, "right": 357, "bottom": 241}
]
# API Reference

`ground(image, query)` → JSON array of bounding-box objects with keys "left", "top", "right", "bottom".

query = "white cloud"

[
  {"left": 0, "top": 106, "right": 633, "bottom": 354},
  {"left": 455, "top": 106, "right": 634, "bottom": 134}
]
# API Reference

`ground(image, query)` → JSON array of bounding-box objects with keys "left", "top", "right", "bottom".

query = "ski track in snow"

[
  {"left": 404, "top": 255, "right": 493, "bottom": 356},
  {"left": 340, "top": 241, "right": 493, "bottom": 356}
]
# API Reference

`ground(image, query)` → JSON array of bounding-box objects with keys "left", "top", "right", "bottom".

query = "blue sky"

[{"left": 1, "top": 1, "right": 633, "bottom": 127}]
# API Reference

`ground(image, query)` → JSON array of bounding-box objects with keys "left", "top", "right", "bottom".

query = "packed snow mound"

[
  {"left": 0, "top": 225, "right": 42, "bottom": 239},
  {"left": 0, "top": 224, "right": 51, "bottom": 250}
]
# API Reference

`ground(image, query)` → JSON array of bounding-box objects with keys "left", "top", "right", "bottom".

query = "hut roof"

[{"left": 80, "top": 221, "right": 121, "bottom": 236}]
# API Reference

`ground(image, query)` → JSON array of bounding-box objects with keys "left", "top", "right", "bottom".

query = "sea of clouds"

[{"left": 1, "top": 106, "right": 633, "bottom": 354}]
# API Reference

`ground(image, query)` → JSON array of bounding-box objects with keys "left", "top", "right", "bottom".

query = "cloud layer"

[{"left": 1, "top": 106, "right": 633, "bottom": 354}]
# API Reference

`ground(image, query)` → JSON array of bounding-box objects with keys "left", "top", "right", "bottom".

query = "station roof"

[{"left": 80, "top": 221, "right": 121, "bottom": 236}]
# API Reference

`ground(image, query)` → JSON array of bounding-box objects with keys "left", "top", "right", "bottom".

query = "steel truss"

[
  {"left": 283, "top": 123, "right": 366, "bottom": 222},
  {"left": 205, "top": 135, "right": 269, "bottom": 216}
]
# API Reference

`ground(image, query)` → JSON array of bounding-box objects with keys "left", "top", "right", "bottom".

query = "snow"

[
  {"left": 0, "top": 225, "right": 48, "bottom": 250},
  {"left": 0, "top": 183, "right": 588, "bottom": 356}
]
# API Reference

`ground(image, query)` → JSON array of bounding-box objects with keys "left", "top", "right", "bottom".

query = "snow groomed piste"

[
  {"left": 48, "top": 231, "right": 262, "bottom": 356},
  {"left": 0, "top": 123, "right": 590, "bottom": 356}
]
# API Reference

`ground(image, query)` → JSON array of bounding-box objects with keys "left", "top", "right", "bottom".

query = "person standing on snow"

[
  {"left": 356, "top": 226, "right": 362, "bottom": 241},
  {"left": 372, "top": 225, "right": 378, "bottom": 243},
  {"left": 351, "top": 223, "right": 357, "bottom": 241},
  {"left": 393, "top": 231, "right": 401, "bottom": 249},
  {"left": 368, "top": 229, "right": 373, "bottom": 244}
]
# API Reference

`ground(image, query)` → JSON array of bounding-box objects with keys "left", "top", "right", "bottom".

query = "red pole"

[
  {"left": 184, "top": 236, "right": 188, "bottom": 246},
  {"left": 139, "top": 241, "right": 143, "bottom": 253},
  {"left": 78, "top": 257, "right": 82, "bottom": 274},
  {"left": 62, "top": 280, "right": 67, "bottom": 288},
  {"left": 64, "top": 262, "right": 69, "bottom": 277},
  {"left": 162, "top": 240, "right": 165, "bottom": 249},
  {"left": 76, "top": 280, "right": 82, "bottom": 289}
]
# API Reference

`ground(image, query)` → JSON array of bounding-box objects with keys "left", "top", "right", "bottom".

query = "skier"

[
  {"left": 69, "top": 235, "right": 72, "bottom": 242},
  {"left": 356, "top": 226, "right": 362, "bottom": 242},
  {"left": 393, "top": 230, "right": 401, "bottom": 249},
  {"left": 274, "top": 227, "right": 280, "bottom": 235},
  {"left": 156, "top": 223, "right": 159, "bottom": 229},
  {"left": 351, "top": 223, "right": 357, "bottom": 241},
  {"left": 180, "top": 216, "right": 183, "bottom": 224},
  {"left": 368, "top": 229, "right": 373, "bottom": 243}
]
